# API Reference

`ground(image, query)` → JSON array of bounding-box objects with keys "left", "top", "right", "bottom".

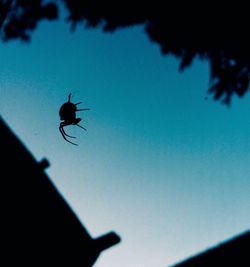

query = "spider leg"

[
  {"left": 61, "top": 125, "right": 76, "bottom": 138},
  {"left": 76, "top": 108, "right": 90, "bottom": 111},
  {"left": 68, "top": 93, "right": 72, "bottom": 102},
  {"left": 59, "top": 125, "right": 78, "bottom": 146},
  {"left": 76, "top": 123, "right": 87, "bottom": 131}
]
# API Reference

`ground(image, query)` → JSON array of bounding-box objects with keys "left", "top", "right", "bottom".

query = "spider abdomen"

[{"left": 59, "top": 102, "right": 76, "bottom": 121}]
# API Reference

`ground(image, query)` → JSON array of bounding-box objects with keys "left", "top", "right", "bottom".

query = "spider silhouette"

[{"left": 59, "top": 93, "right": 90, "bottom": 145}]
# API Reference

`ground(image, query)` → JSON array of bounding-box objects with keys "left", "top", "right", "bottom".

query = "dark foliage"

[
  {"left": 0, "top": 0, "right": 58, "bottom": 41},
  {"left": 1, "top": 0, "right": 250, "bottom": 103}
]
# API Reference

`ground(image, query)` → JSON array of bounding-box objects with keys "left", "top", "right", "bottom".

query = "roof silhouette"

[
  {"left": 173, "top": 230, "right": 250, "bottom": 267},
  {"left": 1, "top": 116, "right": 120, "bottom": 266},
  {"left": 2, "top": 114, "right": 249, "bottom": 266}
]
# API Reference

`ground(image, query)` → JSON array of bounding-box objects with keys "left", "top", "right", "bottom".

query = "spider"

[{"left": 59, "top": 93, "right": 90, "bottom": 145}]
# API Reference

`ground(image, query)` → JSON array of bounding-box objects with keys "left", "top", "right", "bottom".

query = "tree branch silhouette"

[{"left": 1, "top": 0, "right": 249, "bottom": 104}]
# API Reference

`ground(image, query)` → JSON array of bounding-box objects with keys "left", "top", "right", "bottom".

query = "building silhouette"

[
  {"left": 173, "top": 230, "right": 250, "bottom": 267},
  {"left": 2, "top": 115, "right": 249, "bottom": 266},
  {"left": 1, "top": 116, "right": 120, "bottom": 266}
]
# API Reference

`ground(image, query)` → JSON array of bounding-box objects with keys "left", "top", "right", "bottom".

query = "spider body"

[
  {"left": 59, "top": 102, "right": 77, "bottom": 121},
  {"left": 59, "top": 93, "right": 89, "bottom": 145}
]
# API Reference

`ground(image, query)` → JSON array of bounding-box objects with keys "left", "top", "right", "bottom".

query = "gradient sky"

[{"left": 1, "top": 17, "right": 250, "bottom": 267}]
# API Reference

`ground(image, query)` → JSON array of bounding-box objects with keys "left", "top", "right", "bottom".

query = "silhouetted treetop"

[
  {"left": 1, "top": 0, "right": 250, "bottom": 103},
  {"left": 0, "top": 0, "right": 57, "bottom": 40}
]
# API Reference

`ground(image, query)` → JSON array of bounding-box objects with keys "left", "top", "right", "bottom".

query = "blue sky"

[{"left": 1, "top": 18, "right": 250, "bottom": 267}]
